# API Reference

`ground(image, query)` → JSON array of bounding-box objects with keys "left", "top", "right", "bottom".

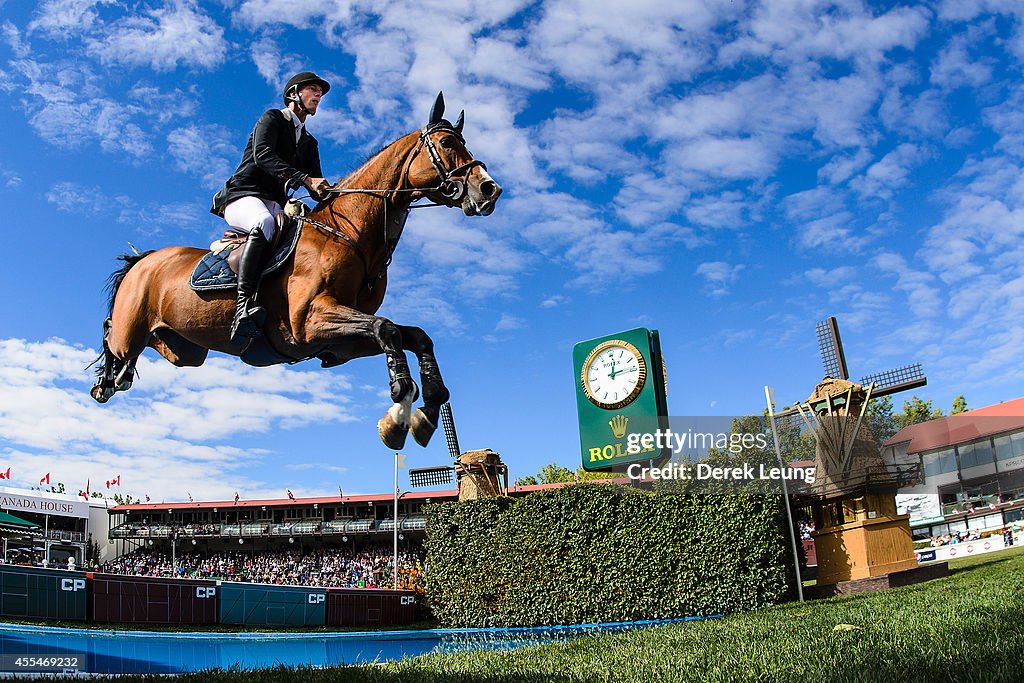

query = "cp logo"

[
  {"left": 400, "top": 596, "right": 415, "bottom": 605},
  {"left": 60, "top": 579, "right": 86, "bottom": 592},
  {"left": 308, "top": 594, "right": 325, "bottom": 604},
  {"left": 196, "top": 587, "right": 217, "bottom": 598}
]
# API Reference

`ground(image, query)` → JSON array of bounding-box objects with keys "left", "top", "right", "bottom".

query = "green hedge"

[{"left": 424, "top": 483, "right": 795, "bottom": 627}]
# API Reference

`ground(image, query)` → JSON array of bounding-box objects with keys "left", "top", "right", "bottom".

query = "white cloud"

[
  {"left": 8, "top": 59, "right": 154, "bottom": 157},
  {"left": 930, "top": 34, "right": 993, "bottom": 89},
  {"left": 720, "top": 1, "right": 930, "bottom": 67},
  {"left": 167, "top": 125, "right": 237, "bottom": 190},
  {"left": 249, "top": 37, "right": 307, "bottom": 91},
  {"left": 873, "top": 252, "right": 942, "bottom": 318},
  {"left": 794, "top": 211, "right": 863, "bottom": 253},
  {"left": 684, "top": 192, "right": 750, "bottom": 230},
  {"left": 28, "top": 0, "right": 116, "bottom": 36},
  {"left": 695, "top": 260, "right": 744, "bottom": 297},
  {"left": 46, "top": 181, "right": 216, "bottom": 238},
  {"left": 494, "top": 313, "right": 526, "bottom": 331},
  {"left": 85, "top": 0, "right": 228, "bottom": 72},
  {"left": 0, "top": 166, "right": 21, "bottom": 188},
  {"left": 0, "top": 338, "right": 359, "bottom": 501},
  {"left": 2, "top": 21, "right": 29, "bottom": 58},
  {"left": 851, "top": 143, "right": 929, "bottom": 200}
]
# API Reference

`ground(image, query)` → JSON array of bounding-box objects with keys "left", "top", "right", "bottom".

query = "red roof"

[
  {"left": 109, "top": 478, "right": 629, "bottom": 512},
  {"left": 883, "top": 397, "right": 1024, "bottom": 455}
]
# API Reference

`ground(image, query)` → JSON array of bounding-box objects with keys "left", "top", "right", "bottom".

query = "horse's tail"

[{"left": 105, "top": 251, "right": 155, "bottom": 316}]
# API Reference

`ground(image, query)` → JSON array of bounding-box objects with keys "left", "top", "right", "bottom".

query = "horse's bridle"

[
  {"left": 418, "top": 122, "right": 487, "bottom": 204},
  {"left": 297, "top": 123, "right": 486, "bottom": 292}
]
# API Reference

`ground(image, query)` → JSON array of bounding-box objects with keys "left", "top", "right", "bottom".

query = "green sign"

[{"left": 573, "top": 328, "right": 669, "bottom": 471}]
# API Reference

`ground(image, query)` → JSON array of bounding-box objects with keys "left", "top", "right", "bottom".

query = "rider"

[{"left": 210, "top": 71, "right": 333, "bottom": 344}]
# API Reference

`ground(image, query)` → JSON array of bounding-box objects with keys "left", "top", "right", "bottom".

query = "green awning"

[{"left": 0, "top": 511, "right": 40, "bottom": 528}]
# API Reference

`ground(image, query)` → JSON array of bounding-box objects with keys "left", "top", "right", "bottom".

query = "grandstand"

[
  {"left": 107, "top": 490, "right": 448, "bottom": 560},
  {"left": 104, "top": 482, "right": 568, "bottom": 561}
]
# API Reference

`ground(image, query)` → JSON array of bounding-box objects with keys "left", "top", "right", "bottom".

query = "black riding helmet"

[{"left": 283, "top": 71, "right": 331, "bottom": 104}]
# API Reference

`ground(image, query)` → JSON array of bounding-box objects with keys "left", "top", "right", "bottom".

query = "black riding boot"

[{"left": 230, "top": 226, "right": 269, "bottom": 344}]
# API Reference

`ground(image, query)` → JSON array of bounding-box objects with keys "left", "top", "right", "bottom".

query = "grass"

[{"left": 4, "top": 547, "right": 1023, "bottom": 682}]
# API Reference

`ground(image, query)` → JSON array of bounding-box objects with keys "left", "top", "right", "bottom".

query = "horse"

[{"left": 90, "top": 92, "right": 502, "bottom": 451}]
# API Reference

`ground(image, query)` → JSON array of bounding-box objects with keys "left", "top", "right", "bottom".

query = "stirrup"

[{"left": 230, "top": 302, "right": 266, "bottom": 343}]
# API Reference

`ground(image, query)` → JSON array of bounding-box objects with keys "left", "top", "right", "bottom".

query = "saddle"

[{"left": 189, "top": 214, "right": 303, "bottom": 292}]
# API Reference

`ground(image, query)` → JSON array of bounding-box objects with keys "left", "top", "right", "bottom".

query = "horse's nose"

[{"left": 480, "top": 180, "right": 501, "bottom": 200}]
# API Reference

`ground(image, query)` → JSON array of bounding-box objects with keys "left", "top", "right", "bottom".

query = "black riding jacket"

[{"left": 210, "top": 109, "right": 323, "bottom": 216}]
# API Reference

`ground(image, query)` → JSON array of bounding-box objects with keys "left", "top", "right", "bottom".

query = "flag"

[
  {"left": 187, "top": 491, "right": 193, "bottom": 502},
  {"left": 287, "top": 489, "right": 295, "bottom": 500},
  {"left": 145, "top": 494, "right": 151, "bottom": 502},
  {"left": 105, "top": 475, "right": 121, "bottom": 488},
  {"left": 40, "top": 473, "right": 50, "bottom": 485},
  {"left": 339, "top": 487, "right": 344, "bottom": 500},
  {"left": 234, "top": 492, "right": 239, "bottom": 504},
  {"left": 81, "top": 479, "right": 90, "bottom": 501},
  {"left": 396, "top": 453, "right": 407, "bottom": 468},
  {"left": 0, "top": 467, "right": 10, "bottom": 479}
]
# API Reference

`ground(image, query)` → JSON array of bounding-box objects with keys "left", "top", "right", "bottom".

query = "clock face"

[{"left": 581, "top": 340, "right": 647, "bottom": 409}]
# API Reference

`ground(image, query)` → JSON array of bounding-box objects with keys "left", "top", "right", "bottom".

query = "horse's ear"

[
  {"left": 454, "top": 110, "right": 464, "bottom": 134},
  {"left": 429, "top": 92, "right": 445, "bottom": 126}
]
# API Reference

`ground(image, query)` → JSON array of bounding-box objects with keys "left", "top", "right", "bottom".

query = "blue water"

[{"left": 0, "top": 618, "right": 700, "bottom": 674}]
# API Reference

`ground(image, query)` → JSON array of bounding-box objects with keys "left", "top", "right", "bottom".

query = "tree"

[
  {"left": 951, "top": 395, "right": 968, "bottom": 414},
  {"left": 865, "top": 395, "right": 898, "bottom": 445},
  {"left": 767, "top": 409, "right": 816, "bottom": 464},
  {"left": 515, "top": 462, "right": 612, "bottom": 486},
  {"left": 894, "top": 396, "right": 944, "bottom": 430},
  {"left": 111, "top": 493, "right": 141, "bottom": 505}
]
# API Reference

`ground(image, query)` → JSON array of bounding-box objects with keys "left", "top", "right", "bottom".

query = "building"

[
  {"left": 883, "top": 397, "right": 1024, "bottom": 541},
  {"left": 0, "top": 486, "right": 114, "bottom": 566},
  {"left": 105, "top": 481, "right": 597, "bottom": 559}
]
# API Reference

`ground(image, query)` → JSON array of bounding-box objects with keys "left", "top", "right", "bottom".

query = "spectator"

[{"left": 99, "top": 545, "right": 427, "bottom": 593}]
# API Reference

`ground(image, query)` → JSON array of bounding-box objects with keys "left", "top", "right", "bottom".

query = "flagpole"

[
  {"left": 765, "top": 385, "right": 805, "bottom": 603},
  {"left": 393, "top": 452, "right": 399, "bottom": 590}
]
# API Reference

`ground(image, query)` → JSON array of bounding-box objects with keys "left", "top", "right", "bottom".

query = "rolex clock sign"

[{"left": 573, "top": 328, "right": 669, "bottom": 471}]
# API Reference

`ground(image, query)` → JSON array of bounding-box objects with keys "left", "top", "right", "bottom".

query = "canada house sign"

[{"left": 573, "top": 328, "right": 670, "bottom": 471}]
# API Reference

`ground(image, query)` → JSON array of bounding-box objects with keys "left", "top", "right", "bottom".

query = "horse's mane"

[
  {"left": 311, "top": 131, "right": 418, "bottom": 213},
  {"left": 106, "top": 251, "right": 155, "bottom": 316}
]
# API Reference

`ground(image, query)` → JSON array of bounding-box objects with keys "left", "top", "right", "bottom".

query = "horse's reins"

[{"left": 294, "top": 123, "right": 485, "bottom": 292}]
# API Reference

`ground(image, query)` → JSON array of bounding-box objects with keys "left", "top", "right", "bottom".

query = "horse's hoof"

[
  {"left": 378, "top": 414, "right": 408, "bottom": 450},
  {"left": 115, "top": 379, "right": 132, "bottom": 392},
  {"left": 409, "top": 408, "right": 437, "bottom": 447},
  {"left": 90, "top": 385, "right": 112, "bottom": 404}
]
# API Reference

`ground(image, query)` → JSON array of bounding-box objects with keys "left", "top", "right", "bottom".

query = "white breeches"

[{"left": 222, "top": 196, "right": 282, "bottom": 241}]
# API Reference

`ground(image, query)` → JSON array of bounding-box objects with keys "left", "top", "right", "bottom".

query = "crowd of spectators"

[
  {"left": 930, "top": 530, "right": 981, "bottom": 546},
  {"left": 99, "top": 546, "right": 426, "bottom": 593}
]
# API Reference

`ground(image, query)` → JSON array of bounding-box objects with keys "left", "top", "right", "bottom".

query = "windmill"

[
  {"left": 773, "top": 316, "right": 925, "bottom": 496},
  {"left": 766, "top": 316, "right": 940, "bottom": 592},
  {"left": 407, "top": 403, "right": 508, "bottom": 501}
]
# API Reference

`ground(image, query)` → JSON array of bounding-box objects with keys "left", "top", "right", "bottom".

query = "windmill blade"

[
  {"left": 408, "top": 466, "right": 454, "bottom": 488},
  {"left": 860, "top": 363, "right": 927, "bottom": 398},
  {"left": 440, "top": 402, "right": 461, "bottom": 460},
  {"left": 816, "top": 316, "right": 849, "bottom": 380}
]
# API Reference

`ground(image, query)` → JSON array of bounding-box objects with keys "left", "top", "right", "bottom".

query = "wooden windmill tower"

[
  {"left": 407, "top": 403, "right": 508, "bottom": 502},
  {"left": 770, "top": 317, "right": 941, "bottom": 591}
]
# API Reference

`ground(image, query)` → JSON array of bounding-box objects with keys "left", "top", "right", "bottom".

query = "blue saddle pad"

[{"left": 189, "top": 220, "right": 303, "bottom": 292}]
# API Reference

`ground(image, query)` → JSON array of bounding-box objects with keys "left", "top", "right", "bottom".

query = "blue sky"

[{"left": 0, "top": 0, "right": 1022, "bottom": 503}]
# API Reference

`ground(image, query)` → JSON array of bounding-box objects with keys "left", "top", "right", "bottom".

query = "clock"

[{"left": 580, "top": 340, "right": 648, "bottom": 409}]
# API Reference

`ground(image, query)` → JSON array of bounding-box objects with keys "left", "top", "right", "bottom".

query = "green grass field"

[{"left": 6, "top": 548, "right": 1023, "bottom": 682}]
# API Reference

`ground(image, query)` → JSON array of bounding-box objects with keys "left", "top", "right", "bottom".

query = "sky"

[{"left": 0, "top": 0, "right": 1022, "bottom": 505}]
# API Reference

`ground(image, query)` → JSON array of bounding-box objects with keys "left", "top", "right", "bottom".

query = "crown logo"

[{"left": 609, "top": 414, "right": 629, "bottom": 439}]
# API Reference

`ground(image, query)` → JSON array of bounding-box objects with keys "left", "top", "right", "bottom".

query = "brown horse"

[{"left": 91, "top": 93, "right": 502, "bottom": 450}]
